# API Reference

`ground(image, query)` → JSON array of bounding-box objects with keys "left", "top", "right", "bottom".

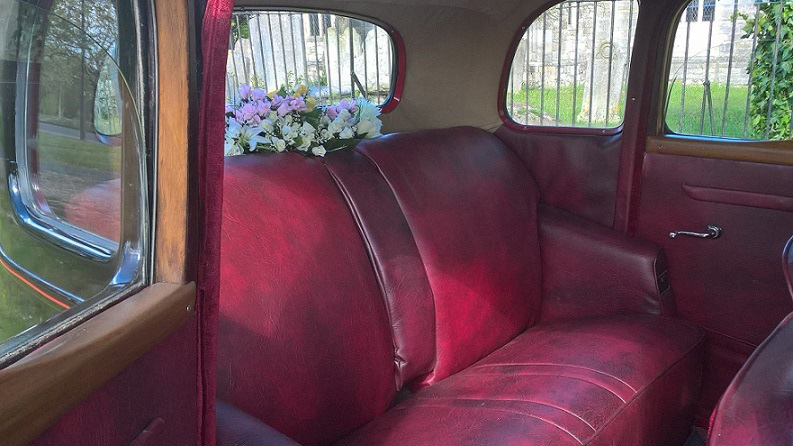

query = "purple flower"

[
  {"left": 291, "top": 97, "right": 306, "bottom": 111},
  {"left": 326, "top": 105, "right": 338, "bottom": 120},
  {"left": 256, "top": 101, "right": 270, "bottom": 115},
  {"left": 252, "top": 88, "right": 267, "bottom": 101},
  {"left": 225, "top": 104, "right": 234, "bottom": 114},
  {"left": 239, "top": 85, "right": 252, "bottom": 100},
  {"left": 276, "top": 101, "right": 291, "bottom": 117},
  {"left": 241, "top": 103, "right": 256, "bottom": 120}
]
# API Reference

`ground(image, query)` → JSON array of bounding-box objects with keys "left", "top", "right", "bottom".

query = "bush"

[{"left": 742, "top": 0, "right": 793, "bottom": 140}]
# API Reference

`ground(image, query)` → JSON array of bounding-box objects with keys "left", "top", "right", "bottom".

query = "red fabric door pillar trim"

[{"left": 197, "top": 1, "right": 234, "bottom": 445}]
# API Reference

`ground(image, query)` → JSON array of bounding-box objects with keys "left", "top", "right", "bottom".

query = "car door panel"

[
  {"left": 29, "top": 317, "right": 198, "bottom": 446},
  {"left": 636, "top": 148, "right": 793, "bottom": 418},
  {"left": 495, "top": 127, "right": 621, "bottom": 228}
]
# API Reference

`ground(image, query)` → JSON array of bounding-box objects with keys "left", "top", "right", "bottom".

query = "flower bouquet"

[{"left": 224, "top": 84, "right": 383, "bottom": 157}]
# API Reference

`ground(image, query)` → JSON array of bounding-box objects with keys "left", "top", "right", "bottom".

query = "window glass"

[
  {"left": 0, "top": 0, "right": 149, "bottom": 357},
  {"left": 505, "top": 0, "right": 639, "bottom": 128},
  {"left": 227, "top": 10, "right": 396, "bottom": 106},
  {"left": 665, "top": 0, "right": 792, "bottom": 140}
]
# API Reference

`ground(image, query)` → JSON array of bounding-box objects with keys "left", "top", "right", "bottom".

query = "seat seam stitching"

[
  {"left": 459, "top": 371, "right": 628, "bottom": 403},
  {"left": 404, "top": 402, "right": 584, "bottom": 445},
  {"left": 413, "top": 396, "right": 596, "bottom": 430},
  {"left": 581, "top": 332, "right": 705, "bottom": 445},
  {"left": 474, "top": 362, "right": 637, "bottom": 392}
]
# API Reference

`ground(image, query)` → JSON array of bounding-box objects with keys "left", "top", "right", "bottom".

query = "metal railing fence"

[
  {"left": 226, "top": 10, "right": 395, "bottom": 107},
  {"left": 506, "top": 0, "right": 639, "bottom": 128}
]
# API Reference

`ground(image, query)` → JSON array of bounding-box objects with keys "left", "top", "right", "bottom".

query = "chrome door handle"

[{"left": 669, "top": 225, "right": 722, "bottom": 239}]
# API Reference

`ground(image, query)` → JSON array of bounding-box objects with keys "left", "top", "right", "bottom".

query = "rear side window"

[
  {"left": 0, "top": 0, "right": 150, "bottom": 361},
  {"left": 227, "top": 10, "right": 397, "bottom": 107},
  {"left": 665, "top": 0, "right": 792, "bottom": 141},
  {"left": 505, "top": 0, "right": 639, "bottom": 129}
]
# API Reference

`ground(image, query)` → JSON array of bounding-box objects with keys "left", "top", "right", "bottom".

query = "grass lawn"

[
  {"left": 665, "top": 83, "right": 752, "bottom": 139},
  {"left": 37, "top": 131, "right": 121, "bottom": 173},
  {"left": 506, "top": 85, "right": 626, "bottom": 128},
  {"left": 0, "top": 274, "right": 62, "bottom": 344},
  {"left": 506, "top": 83, "right": 753, "bottom": 138}
]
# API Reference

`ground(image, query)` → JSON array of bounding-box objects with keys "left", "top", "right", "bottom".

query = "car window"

[
  {"left": 505, "top": 0, "right": 639, "bottom": 129},
  {"left": 665, "top": 0, "right": 792, "bottom": 141},
  {"left": 0, "top": 0, "right": 150, "bottom": 361}
]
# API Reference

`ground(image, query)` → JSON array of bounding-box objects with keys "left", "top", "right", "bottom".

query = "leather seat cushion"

[{"left": 338, "top": 315, "right": 704, "bottom": 446}]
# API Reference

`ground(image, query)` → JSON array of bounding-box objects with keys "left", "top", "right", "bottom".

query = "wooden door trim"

[{"left": 647, "top": 135, "right": 793, "bottom": 166}]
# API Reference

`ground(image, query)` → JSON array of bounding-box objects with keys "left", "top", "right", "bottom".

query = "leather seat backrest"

[
  {"left": 708, "top": 235, "right": 793, "bottom": 446},
  {"left": 218, "top": 154, "right": 396, "bottom": 446},
  {"left": 351, "top": 127, "right": 543, "bottom": 385}
]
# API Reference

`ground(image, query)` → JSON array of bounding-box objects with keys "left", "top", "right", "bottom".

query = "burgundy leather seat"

[
  {"left": 708, "top": 236, "right": 793, "bottom": 446},
  {"left": 218, "top": 127, "right": 704, "bottom": 445}
]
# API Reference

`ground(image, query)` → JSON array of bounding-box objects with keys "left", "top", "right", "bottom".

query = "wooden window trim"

[{"left": 154, "top": 0, "right": 190, "bottom": 283}]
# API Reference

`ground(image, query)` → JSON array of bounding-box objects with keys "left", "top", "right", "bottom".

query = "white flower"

[
  {"left": 301, "top": 122, "right": 315, "bottom": 136},
  {"left": 261, "top": 119, "right": 274, "bottom": 133},
  {"left": 268, "top": 111, "right": 278, "bottom": 121},
  {"left": 226, "top": 118, "right": 242, "bottom": 138},
  {"left": 339, "top": 127, "right": 355, "bottom": 139},
  {"left": 224, "top": 137, "right": 243, "bottom": 156},
  {"left": 281, "top": 124, "right": 293, "bottom": 138},
  {"left": 327, "top": 120, "right": 343, "bottom": 135},
  {"left": 357, "top": 100, "right": 381, "bottom": 121},
  {"left": 273, "top": 138, "right": 286, "bottom": 152},
  {"left": 311, "top": 145, "right": 327, "bottom": 157},
  {"left": 320, "top": 129, "right": 332, "bottom": 139},
  {"left": 337, "top": 109, "right": 352, "bottom": 121},
  {"left": 249, "top": 134, "right": 269, "bottom": 152},
  {"left": 357, "top": 118, "right": 382, "bottom": 138}
]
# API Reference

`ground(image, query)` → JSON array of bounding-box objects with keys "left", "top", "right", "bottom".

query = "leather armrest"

[
  {"left": 217, "top": 401, "right": 301, "bottom": 446},
  {"left": 539, "top": 205, "right": 674, "bottom": 322}
]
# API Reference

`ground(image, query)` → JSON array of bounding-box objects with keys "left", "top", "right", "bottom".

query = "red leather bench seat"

[
  {"left": 341, "top": 316, "right": 703, "bottom": 445},
  {"left": 218, "top": 127, "right": 704, "bottom": 445}
]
